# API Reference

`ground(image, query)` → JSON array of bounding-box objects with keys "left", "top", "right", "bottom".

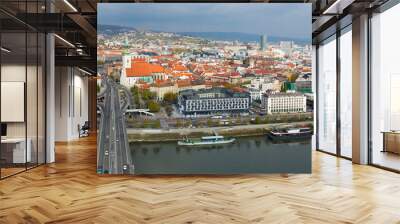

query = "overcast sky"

[{"left": 98, "top": 3, "right": 311, "bottom": 39}]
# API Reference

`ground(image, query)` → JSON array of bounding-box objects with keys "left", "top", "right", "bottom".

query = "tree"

[
  {"left": 165, "top": 105, "right": 173, "bottom": 117},
  {"left": 280, "top": 83, "right": 287, "bottom": 92},
  {"left": 254, "top": 116, "right": 261, "bottom": 124},
  {"left": 164, "top": 92, "right": 178, "bottom": 104},
  {"left": 134, "top": 94, "right": 140, "bottom": 106},
  {"left": 97, "top": 84, "right": 100, "bottom": 93},
  {"left": 152, "top": 120, "right": 161, "bottom": 129},
  {"left": 147, "top": 100, "right": 160, "bottom": 113},
  {"left": 130, "top": 86, "right": 139, "bottom": 96},
  {"left": 176, "top": 119, "right": 183, "bottom": 128},
  {"left": 261, "top": 117, "right": 268, "bottom": 124},
  {"left": 142, "top": 89, "right": 156, "bottom": 101},
  {"left": 223, "top": 82, "right": 235, "bottom": 89},
  {"left": 207, "top": 118, "right": 213, "bottom": 127},
  {"left": 288, "top": 72, "right": 299, "bottom": 82},
  {"left": 241, "top": 80, "right": 251, "bottom": 86}
]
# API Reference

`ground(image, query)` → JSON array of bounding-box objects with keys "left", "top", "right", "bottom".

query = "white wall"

[
  {"left": 1, "top": 65, "right": 26, "bottom": 140},
  {"left": 55, "top": 67, "right": 69, "bottom": 141},
  {"left": 1, "top": 63, "right": 46, "bottom": 164},
  {"left": 54, "top": 67, "right": 89, "bottom": 141}
]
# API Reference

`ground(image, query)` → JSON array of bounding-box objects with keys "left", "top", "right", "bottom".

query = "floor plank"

[{"left": 1, "top": 136, "right": 400, "bottom": 224}]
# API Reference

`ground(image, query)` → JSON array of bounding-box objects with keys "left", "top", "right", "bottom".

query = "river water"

[{"left": 130, "top": 135, "right": 311, "bottom": 174}]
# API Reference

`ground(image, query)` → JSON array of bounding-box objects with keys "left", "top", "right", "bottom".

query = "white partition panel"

[{"left": 1, "top": 82, "right": 25, "bottom": 122}]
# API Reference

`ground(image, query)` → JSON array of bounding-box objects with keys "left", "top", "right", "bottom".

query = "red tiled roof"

[
  {"left": 136, "top": 82, "right": 150, "bottom": 90},
  {"left": 287, "top": 64, "right": 295, "bottom": 68},
  {"left": 230, "top": 72, "right": 241, "bottom": 77},
  {"left": 126, "top": 61, "right": 164, "bottom": 77},
  {"left": 153, "top": 80, "right": 174, "bottom": 87},
  {"left": 132, "top": 58, "right": 146, "bottom": 63},
  {"left": 176, "top": 80, "right": 189, "bottom": 87},
  {"left": 254, "top": 69, "right": 273, "bottom": 75},
  {"left": 172, "top": 64, "right": 188, "bottom": 71},
  {"left": 232, "top": 87, "right": 245, "bottom": 93},
  {"left": 98, "top": 49, "right": 122, "bottom": 56},
  {"left": 173, "top": 72, "right": 192, "bottom": 78}
]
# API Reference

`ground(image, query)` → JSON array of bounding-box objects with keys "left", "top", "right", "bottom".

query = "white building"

[
  {"left": 249, "top": 77, "right": 280, "bottom": 93},
  {"left": 280, "top": 41, "right": 294, "bottom": 56},
  {"left": 179, "top": 88, "right": 250, "bottom": 116},
  {"left": 120, "top": 54, "right": 165, "bottom": 88},
  {"left": 262, "top": 92, "right": 306, "bottom": 114},
  {"left": 248, "top": 88, "right": 262, "bottom": 102}
]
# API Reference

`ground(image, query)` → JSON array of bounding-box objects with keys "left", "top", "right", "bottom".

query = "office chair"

[{"left": 79, "top": 121, "right": 90, "bottom": 138}]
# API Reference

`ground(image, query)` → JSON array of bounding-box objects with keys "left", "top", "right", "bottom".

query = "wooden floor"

[
  {"left": 1, "top": 136, "right": 400, "bottom": 224},
  {"left": 373, "top": 151, "right": 400, "bottom": 171}
]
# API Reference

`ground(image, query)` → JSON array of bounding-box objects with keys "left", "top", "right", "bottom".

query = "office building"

[
  {"left": 280, "top": 41, "right": 294, "bottom": 56},
  {"left": 262, "top": 91, "right": 306, "bottom": 114},
  {"left": 247, "top": 87, "right": 262, "bottom": 102},
  {"left": 178, "top": 88, "right": 250, "bottom": 115},
  {"left": 295, "top": 74, "right": 312, "bottom": 93},
  {"left": 283, "top": 81, "right": 297, "bottom": 91},
  {"left": 260, "top": 35, "right": 267, "bottom": 51}
]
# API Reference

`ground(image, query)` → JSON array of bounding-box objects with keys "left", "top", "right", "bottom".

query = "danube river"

[{"left": 130, "top": 135, "right": 311, "bottom": 174}]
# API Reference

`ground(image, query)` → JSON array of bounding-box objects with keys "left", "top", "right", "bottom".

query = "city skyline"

[
  {"left": 98, "top": 3, "right": 311, "bottom": 40},
  {"left": 97, "top": 3, "right": 312, "bottom": 175}
]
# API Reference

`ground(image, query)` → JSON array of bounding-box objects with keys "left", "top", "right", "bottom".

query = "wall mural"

[{"left": 97, "top": 3, "right": 312, "bottom": 174}]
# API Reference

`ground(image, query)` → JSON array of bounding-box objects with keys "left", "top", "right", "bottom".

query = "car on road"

[
  {"left": 104, "top": 150, "right": 109, "bottom": 156},
  {"left": 123, "top": 164, "right": 128, "bottom": 170}
]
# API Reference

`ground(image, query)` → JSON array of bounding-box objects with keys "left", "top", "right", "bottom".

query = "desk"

[
  {"left": 382, "top": 131, "right": 400, "bottom": 154},
  {"left": 1, "top": 138, "right": 31, "bottom": 163}
]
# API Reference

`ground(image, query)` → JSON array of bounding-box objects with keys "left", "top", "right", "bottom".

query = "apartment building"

[
  {"left": 262, "top": 91, "right": 306, "bottom": 114},
  {"left": 178, "top": 88, "right": 250, "bottom": 115}
]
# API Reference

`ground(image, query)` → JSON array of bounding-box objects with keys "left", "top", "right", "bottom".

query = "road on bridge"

[{"left": 97, "top": 75, "right": 134, "bottom": 174}]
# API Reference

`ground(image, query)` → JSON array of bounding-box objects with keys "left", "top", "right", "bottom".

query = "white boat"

[
  {"left": 178, "top": 135, "right": 236, "bottom": 146},
  {"left": 267, "top": 127, "right": 312, "bottom": 140}
]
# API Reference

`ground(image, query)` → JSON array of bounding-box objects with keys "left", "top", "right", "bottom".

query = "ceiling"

[
  {"left": 0, "top": 0, "right": 393, "bottom": 74},
  {"left": 310, "top": 0, "right": 390, "bottom": 43}
]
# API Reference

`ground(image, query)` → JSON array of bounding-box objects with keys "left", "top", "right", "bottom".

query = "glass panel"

[
  {"left": 0, "top": 1, "right": 46, "bottom": 178},
  {"left": 26, "top": 0, "right": 39, "bottom": 169},
  {"left": 339, "top": 27, "right": 352, "bottom": 158},
  {"left": 27, "top": 31, "right": 38, "bottom": 169},
  {"left": 371, "top": 4, "right": 400, "bottom": 171},
  {"left": 1, "top": 30, "right": 28, "bottom": 177},
  {"left": 38, "top": 32, "right": 45, "bottom": 165},
  {"left": 317, "top": 35, "right": 337, "bottom": 154}
]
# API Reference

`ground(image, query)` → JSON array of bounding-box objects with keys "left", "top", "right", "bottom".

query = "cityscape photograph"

[{"left": 97, "top": 3, "right": 313, "bottom": 174}]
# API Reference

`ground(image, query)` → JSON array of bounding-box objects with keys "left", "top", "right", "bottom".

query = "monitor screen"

[{"left": 1, "top": 123, "right": 7, "bottom": 137}]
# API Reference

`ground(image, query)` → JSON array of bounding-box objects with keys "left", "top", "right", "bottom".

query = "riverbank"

[{"left": 127, "top": 121, "right": 313, "bottom": 142}]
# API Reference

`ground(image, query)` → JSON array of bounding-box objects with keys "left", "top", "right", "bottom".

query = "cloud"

[{"left": 98, "top": 3, "right": 311, "bottom": 39}]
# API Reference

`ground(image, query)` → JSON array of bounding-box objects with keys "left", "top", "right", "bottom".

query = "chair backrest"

[{"left": 82, "top": 121, "right": 90, "bottom": 129}]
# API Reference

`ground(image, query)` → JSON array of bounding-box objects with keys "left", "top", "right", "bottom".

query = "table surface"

[
  {"left": 381, "top": 131, "right": 400, "bottom": 134},
  {"left": 1, "top": 138, "right": 27, "bottom": 143}
]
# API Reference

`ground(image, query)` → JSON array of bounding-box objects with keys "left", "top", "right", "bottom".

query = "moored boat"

[
  {"left": 178, "top": 135, "right": 236, "bottom": 146},
  {"left": 267, "top": 127, "right": 312, "bottom": 141}
]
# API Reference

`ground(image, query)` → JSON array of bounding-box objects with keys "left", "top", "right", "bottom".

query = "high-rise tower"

[{"left": 260, "top": 35, "right": 267, "bottom": 51}]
